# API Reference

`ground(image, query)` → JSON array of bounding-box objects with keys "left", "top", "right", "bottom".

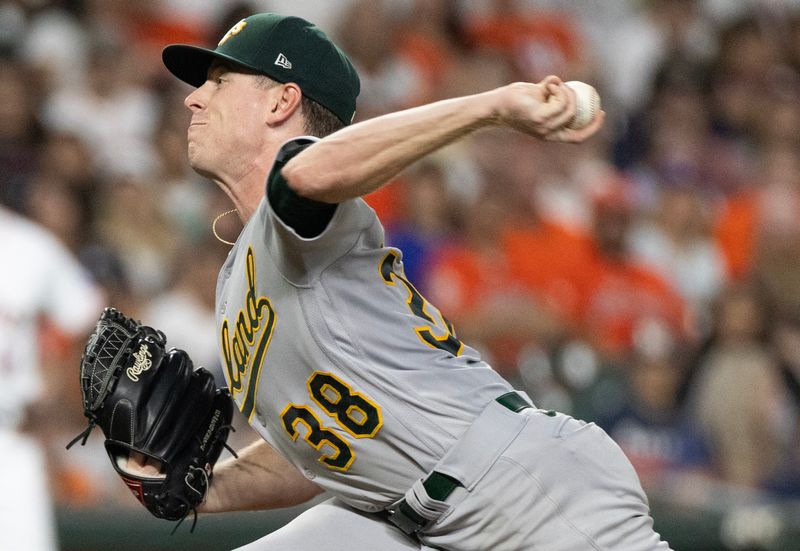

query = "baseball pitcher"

[{"left": 77, "top": 12, "right": 673, "bottom": 551}]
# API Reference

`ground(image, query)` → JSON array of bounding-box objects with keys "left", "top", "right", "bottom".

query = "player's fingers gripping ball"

[
  {"left": 67, "top": 307, "right": 236, "bottom": 529},
  {"left": 564, "top": 80, "right": 601, "bottom": 130}
]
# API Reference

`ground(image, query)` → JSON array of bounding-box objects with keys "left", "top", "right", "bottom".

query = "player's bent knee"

[{"left": 235, "top": 498, "right": 425, "bottom": 551}]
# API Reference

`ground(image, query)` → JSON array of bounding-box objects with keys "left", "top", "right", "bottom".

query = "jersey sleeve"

[
  {"left": 267, "top": 136, "right": 337, "bottom": 239},
  {"left": 264, "top": 137, "right": 383, "bottom": 286}
]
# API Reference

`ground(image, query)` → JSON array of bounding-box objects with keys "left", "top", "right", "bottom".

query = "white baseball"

[{"left": 564, "top": 81, "right": 600, "bottom": 130}]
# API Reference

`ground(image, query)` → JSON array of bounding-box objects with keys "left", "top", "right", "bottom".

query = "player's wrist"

[
  {"left": 196, "top": 489, "right": 217, "bottom": 514},
  {"left": 478, "top": 86, "right": 516, "bottom": 128},
  {"left": 197, "top": 458, "right": 232, "bottom": 513},
  {"left": 487, "top": 82, "right": 547, "bottom": 132}
]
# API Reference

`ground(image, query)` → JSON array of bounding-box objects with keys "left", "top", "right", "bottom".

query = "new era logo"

[{"left": 274, "top": 53, "right": 292, "bottom": 69}]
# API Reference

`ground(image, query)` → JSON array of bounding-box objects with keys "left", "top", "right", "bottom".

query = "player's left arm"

[
  {"left": 282, "top": 76, "right": 604, "bottom": 204},
  {"left": 126, "top": 436, "right": 323, "bottom": 514},
  {"left": 200, "top": 438, "right": 324, "bottom": 513}
]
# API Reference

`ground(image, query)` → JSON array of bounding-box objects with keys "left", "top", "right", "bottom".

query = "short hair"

[
  {"left": 254, "top": 74, "right": 344, "bottom": 137},
  {"left": 300, "top": 95, "right": 345, "bottom": 137}
]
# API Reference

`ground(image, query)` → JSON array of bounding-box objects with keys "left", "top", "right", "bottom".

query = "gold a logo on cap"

[{"left": 219, "top": 19, "right": 247, "bottom": 46}]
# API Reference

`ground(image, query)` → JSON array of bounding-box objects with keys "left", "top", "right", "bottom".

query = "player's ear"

[{"left": 266, "top": 82, "right": 303, "bottom": 126}]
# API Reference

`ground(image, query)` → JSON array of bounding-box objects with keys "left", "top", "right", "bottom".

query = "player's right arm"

[
  {"left": 282, "top": 76, "right": 604, "bottom": 204},
  {"left": 200, "top": 439, "right": 323, "bottom": 513}
]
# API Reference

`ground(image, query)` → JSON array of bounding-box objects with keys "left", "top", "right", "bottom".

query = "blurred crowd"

[{"left": 3, "top": 0, "right": 800, "bottom": 530}]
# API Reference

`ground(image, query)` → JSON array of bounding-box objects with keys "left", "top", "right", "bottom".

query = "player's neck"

[
  {"left": 216, "top": 140, "right": 287, "bottom": 222},
  {"left": 213, "top": 123, "right": 305, "bottom": 222},
  {"left": 213, "top": 171, "right": 265, "bottom": 223}
]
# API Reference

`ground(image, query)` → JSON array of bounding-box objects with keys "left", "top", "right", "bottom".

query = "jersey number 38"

[
  {"left": 278, "top": 251, "right": 462, "bottom": 471},
  {"left": 280, "top": 372, "right": 383, "bottom": 471}
]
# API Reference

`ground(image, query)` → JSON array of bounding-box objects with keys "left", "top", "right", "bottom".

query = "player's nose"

[{"left": 184, "top": 83, "right": 209, "bottom": 112}]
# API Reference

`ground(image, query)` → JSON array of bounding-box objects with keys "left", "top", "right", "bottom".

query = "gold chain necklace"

[{"left": 212, "top": 208, "right": 238, "bottom": 246}]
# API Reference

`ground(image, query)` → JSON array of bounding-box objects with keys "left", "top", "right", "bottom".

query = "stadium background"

[{"left": 4, "top": 0, "right": 800, "bottom": 549}]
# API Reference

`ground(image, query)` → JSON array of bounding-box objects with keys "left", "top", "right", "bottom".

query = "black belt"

[{"left": 385, "top": 392, "right": 532, "bottom": 535}]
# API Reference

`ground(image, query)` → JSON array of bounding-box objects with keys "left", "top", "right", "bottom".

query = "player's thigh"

[
  {"left": 235, "top": 497, "right": 434, "bottom": 551},
  {"left": 512, "top": 414, "right": 670, "bottom": 551},
  {"left": 424, "top": 412, "right": 670, "bottom": 551}
]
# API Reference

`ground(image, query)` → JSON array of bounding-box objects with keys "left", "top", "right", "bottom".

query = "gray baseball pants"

[{"left": 237, "top": 400, "right": 672, "bottom": 550}]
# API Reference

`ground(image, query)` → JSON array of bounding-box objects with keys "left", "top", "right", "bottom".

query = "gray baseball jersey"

[
  {"left": 215, "top": 137, "right": 671, "bottom": 551},
  {"left": 215, "top": 136, "right": 513, "bottom": 512}
]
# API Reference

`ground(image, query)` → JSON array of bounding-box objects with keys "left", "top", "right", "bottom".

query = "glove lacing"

[
  {"left": 170, "top": 466, "right": 208, "bottom": 534},
  {"left": 219, "top": 423, "right": 239, "bottom": 459},
  {"left": 170, "top": 423, "right": 239, "bottom": 534},
  {"left": 65, "top": 419, "right": 97, "bottom": 450}
]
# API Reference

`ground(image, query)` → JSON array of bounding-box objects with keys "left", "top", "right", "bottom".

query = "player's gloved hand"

[{"left": 66, "top": 307, "right": 237, "bottom": 530}]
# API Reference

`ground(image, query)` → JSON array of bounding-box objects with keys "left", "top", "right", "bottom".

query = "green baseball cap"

[{"left": 162, "top": 13, "right": 360, "bottom": 125}]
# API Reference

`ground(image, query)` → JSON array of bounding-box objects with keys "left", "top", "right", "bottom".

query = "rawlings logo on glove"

[
  {"left": 67, "top": 307, "right": 237, "bottom": 530},
  {"left": 128, "top": 343, "right": 153, "bottom": 381}
]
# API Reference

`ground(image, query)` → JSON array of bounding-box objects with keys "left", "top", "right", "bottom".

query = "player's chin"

[{"left": 187, "top": 147, "right": 214, "bottom": 178}]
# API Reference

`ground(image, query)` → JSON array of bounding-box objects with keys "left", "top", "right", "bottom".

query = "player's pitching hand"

[{"left": 493, "top": 75, "right": 604, "bottom": 143}]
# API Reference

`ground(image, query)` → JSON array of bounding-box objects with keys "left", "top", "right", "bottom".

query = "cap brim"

[{"left": 163, "top": 44, "right": 257, "bottom": 87}]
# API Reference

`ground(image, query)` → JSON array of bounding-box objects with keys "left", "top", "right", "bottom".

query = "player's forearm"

[
  {"left": 201, "top": 439, "right": 323, "bottom": 513},
  {"left": 281, "top": 89, "right": 498, "bottom": 203}
]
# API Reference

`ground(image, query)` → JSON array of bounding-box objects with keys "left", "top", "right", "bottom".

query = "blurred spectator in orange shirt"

[
  {"left": 576, "top": 187, "right": 688, "bottom": 363},
  {"left": 465, "top": 0, "right": 586, "bottom": 83},
  {"left": 426, "top": 189, "right": 565, "bottom": 377},
  {"left": 715, "top": 143, "right": 800, "bottom": 309},
  {"left": 503, "top": 215, "right": 593, "bottom": 327}
]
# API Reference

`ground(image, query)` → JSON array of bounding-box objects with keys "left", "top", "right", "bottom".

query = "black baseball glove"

[{"left": 67, "top": 307, "right": 236, "bottom": 529}]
